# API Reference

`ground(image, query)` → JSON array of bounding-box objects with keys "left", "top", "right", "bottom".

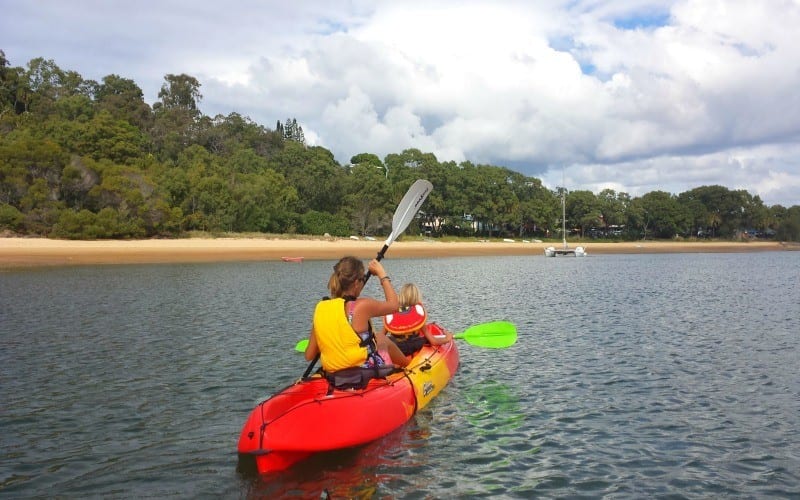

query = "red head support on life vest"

[{"left": 384, "top": 303, "right": 427, "bottom": 335}]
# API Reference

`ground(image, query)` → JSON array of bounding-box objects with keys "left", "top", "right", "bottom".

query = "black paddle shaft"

[{"left": 363, "top": 244, "right": 389, "bottom": 282}]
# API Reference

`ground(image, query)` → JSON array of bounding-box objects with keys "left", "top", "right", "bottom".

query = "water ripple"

[{"left": 1, "top": 254, "right": 798, "bottom": 497}]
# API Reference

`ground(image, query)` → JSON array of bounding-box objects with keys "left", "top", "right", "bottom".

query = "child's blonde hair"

[{"left": 398, "top": 283, "right": 422, "bottom": 308}]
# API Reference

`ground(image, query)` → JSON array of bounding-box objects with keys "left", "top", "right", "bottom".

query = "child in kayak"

[
  {"left": 382, "top": 283, "right": 454, "bottom": 356},
  {"left": 304, "top": 256, "right": 408, "bottom": 374}
]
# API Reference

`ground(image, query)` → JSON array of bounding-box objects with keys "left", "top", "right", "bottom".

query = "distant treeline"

[{"left": 1, "top": 51, "right": 798, "bottom": 241}]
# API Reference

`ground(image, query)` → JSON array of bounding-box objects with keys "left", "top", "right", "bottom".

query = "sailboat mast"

[{"left": 562, "top": 188, "right": 567, "bottom": 249}]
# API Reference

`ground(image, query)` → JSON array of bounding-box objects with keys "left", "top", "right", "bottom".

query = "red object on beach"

[
  {"left": 237, "top": 323, "right": 459, "bottom": 474},
  {"left": 280, "top": 256, "right": 304, "bottom": 262}
]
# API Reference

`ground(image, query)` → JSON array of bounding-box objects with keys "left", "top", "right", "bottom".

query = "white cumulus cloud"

[{"left": 2, "top": 0, "right": 799, "bottom": 206}]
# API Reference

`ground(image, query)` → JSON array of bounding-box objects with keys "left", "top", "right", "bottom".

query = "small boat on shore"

[
  {"left": 280, "top": 256, "right": 304, "bottom": 263},
  {"left": 237, "top": 323, "right": 459, "bottom": 474}
]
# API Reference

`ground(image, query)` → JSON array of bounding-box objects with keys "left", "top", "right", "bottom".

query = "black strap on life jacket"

[{"left": 343, "top": 295, "right": 377, "bottom": 352}]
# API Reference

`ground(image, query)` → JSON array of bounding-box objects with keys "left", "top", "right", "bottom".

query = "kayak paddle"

[
  {"left": 295, "top": 320, "right": 516, "bottom": 352},
  {"left": 454, "top": 321, "right": 517, "bottom": 349},
  {"left": 368, "top": 178, "right": 433, "bottom": 275},
  {"left": 300, "top": 179, "right": 433, "bottom": 377}
]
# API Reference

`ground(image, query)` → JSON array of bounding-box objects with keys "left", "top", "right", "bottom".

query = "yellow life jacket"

[{"left": 313, "top": 298, "right": 368, "bottom": 372}]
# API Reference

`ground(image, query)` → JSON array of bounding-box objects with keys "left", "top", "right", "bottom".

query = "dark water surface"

[{"left": 1, "top": 252, "right": 798, "bottom": 498}]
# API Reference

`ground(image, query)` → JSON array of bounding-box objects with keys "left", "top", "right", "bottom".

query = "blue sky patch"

[{"left": 613, "top": 11, "right": 670, "bottom": 30}]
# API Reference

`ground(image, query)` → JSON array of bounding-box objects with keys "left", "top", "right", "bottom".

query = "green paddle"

[
  {"left": 453, "top": 321, "right": 517, "bottom": 349},
  {"left": 299, "top": 179, "right": 433, "bottom": 378},
  {"left": 295, "top": 338, "right": 310, "bottom": 352},
  {"left": 295, "top": 320, "right": 516, "bottom": 352}
]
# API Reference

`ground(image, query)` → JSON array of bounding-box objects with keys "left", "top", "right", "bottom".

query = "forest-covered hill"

[{"left": 2, "top": 51, "right": 798, "bottom": 240}]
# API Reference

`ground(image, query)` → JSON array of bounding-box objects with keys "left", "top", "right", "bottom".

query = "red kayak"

[{"left": 237, "top": 323, "right": 459, "bottom": 474}]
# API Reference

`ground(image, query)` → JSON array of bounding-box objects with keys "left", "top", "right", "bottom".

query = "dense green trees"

[{"left": 1, "top": 53, "right": 798, "bottom": 241}]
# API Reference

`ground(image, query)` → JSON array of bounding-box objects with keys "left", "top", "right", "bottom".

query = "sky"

[{"left": 3, "top": 0, "right": 800, "bottom": 207}]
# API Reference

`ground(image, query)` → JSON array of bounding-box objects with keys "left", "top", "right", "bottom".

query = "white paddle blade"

[{"left": 385, "top": 179, "right": 433, "bottom": 246}]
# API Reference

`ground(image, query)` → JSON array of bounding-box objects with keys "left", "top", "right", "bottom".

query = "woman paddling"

[{"left": 304, "top": 256, "right": 408, "bottom": 378}]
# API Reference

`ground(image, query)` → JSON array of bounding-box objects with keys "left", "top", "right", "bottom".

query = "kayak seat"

[{"left": 325, "top": 365, "right": 403, "bottom": 391}]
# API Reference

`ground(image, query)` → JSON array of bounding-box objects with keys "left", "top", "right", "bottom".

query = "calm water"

[{"left": 1, "top": 252, "right": 798, "bottom": 498}]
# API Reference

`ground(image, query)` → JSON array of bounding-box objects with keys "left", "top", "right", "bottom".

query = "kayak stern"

[{"left": 238, "top": 334, "right": 459, "bottom": 474}]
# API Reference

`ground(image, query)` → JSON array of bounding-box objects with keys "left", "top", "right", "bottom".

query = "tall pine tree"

[{"left": 281, "top": 117, "right": 305, "bottom": 144}]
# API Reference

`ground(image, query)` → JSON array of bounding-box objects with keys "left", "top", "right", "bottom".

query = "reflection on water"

[
  {"left": 242, "top": 414, "right": 436, "bottom": 498},
  {"left": 460, "top": 379, "right": 525, "bottom": 433},
  {"left": 1, "top": 253, "right": 799, "bottom": 497}
]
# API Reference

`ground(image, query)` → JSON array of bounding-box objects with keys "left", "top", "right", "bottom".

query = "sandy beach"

[{"left": 1, "top": 236, "right": 796, "bottom": 269}]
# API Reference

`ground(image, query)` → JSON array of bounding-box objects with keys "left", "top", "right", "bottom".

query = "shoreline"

[{"left": 1, "top": 237, "right": 797, "bottom": 269}]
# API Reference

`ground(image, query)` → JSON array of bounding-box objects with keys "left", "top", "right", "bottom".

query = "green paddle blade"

[
  {"left": 454, "top": 321, "right": 517, "bottom": 349},
  {"left": 295, "top": 339, "right": 309, "bottom": 352}
]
